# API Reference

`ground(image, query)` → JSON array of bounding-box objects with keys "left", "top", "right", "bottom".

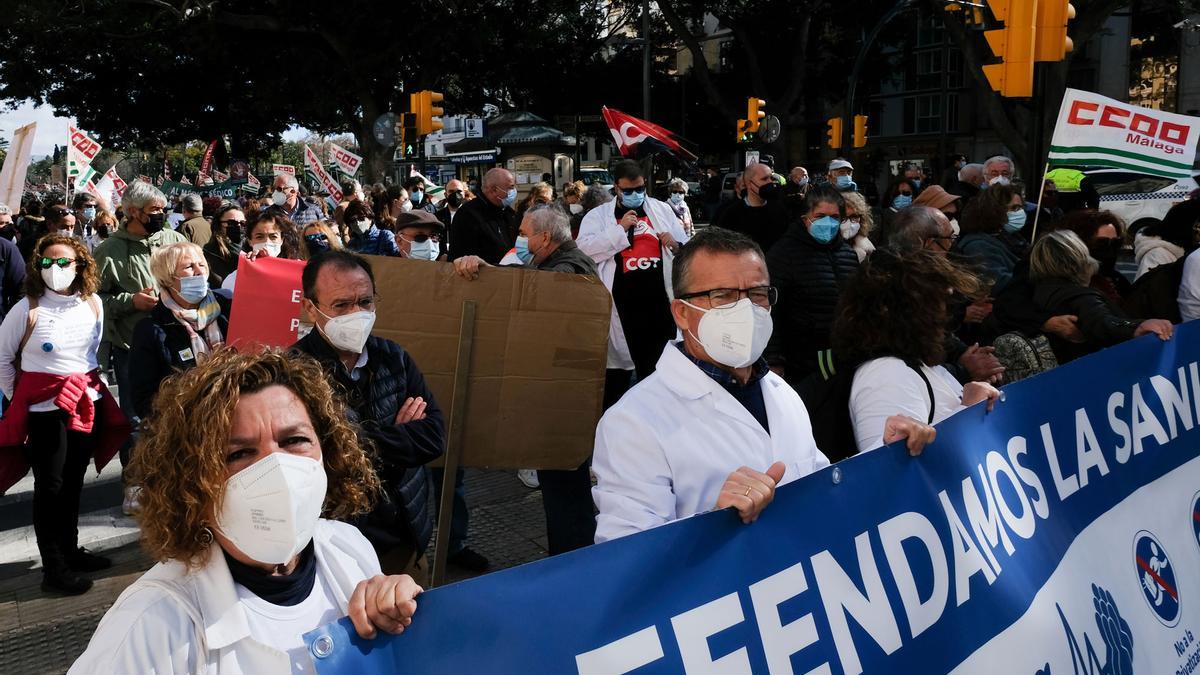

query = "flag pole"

[{"left": 1030, "top": 162, "right": 1050, "bottom": 242}]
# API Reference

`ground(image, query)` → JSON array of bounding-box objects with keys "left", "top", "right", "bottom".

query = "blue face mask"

[
  {"left": 621, "top": 188, "right": 646, "bottom": 210},
  {"left": 82, "top": 207, "right": 97, "bottom": 221},
  {"left": 502, "top": 187, "right": 518, "bottom": 208},
  {"left": 514, "top": 235, "right": 534, "bottom": 264},
  {"left": 809, "top": 215, "right": 840, "bottom": 244},
  {"left": 892, "top": 194, "right": 913, "bottom": 209},
  {"left": 1004, "top": 209, "right": 1027, "bottom": 233},
  {"left": 177, "top": 275, "right": 209, "bottom": 304},
  {"left": 410, "top": 190, "right": 424, "bottom": 205},
  {"left": 836, "top": 174, "right": 856, "bottom": 191}
]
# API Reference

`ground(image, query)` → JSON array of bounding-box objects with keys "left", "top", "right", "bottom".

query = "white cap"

[{"left": 828, "top": 158, "right": 854, "bottom": 171}]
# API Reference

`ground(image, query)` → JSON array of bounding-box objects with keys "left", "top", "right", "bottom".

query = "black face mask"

[
  {"left": 757, "top": 182, "right": 780, "bottom": 201},
  {"left": 446, "top": 193, "right": 464, "bottom": 208},
  {"left": 1089, "top": 237, "right": 1122, "bottom": 266},
  {"left": 144, "top": 212, "right": 166, "bottom": 234},
  {"left": 226, "top": 224, "right": 243, "bottom": 243},
  {"left": 0, "top": 225, "right": 13, "bottom": 241}
]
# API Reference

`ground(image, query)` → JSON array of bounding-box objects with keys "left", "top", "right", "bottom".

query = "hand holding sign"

[
  {"left": 346, "top": 574, "right": 422, "bottom": 639},
  {"left": 716, "top": 462, "right": 786, "bottom": 523}
]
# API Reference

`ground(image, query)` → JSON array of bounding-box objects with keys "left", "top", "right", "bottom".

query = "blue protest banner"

[{"left": 306, "top": 322, "right": 1200, "bottom": 674}]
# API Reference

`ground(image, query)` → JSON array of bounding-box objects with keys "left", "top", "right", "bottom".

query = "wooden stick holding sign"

[{"left": 431, "top": 300, "right": 477, "bottom": 588}]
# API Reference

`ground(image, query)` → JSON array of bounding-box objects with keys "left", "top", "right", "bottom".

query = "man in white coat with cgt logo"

[{"left": 591, "top": 227, "right": 937, "bottom": 543}]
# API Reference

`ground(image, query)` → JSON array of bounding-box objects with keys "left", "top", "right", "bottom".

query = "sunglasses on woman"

[
  {"left": 304, "top": 233, "right": 329, "bottom": 243},
  {"left": 37, "top": 256, "right": 77, "bottom": 269}
]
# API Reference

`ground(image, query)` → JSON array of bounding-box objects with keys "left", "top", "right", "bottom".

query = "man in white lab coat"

[{"left": 591, "top": 227, "right": 937, "bottom": 543}]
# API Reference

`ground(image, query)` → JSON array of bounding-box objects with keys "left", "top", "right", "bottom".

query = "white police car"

[{"left": 1085, "top": 168, "right": 1197, "bottom": 235}]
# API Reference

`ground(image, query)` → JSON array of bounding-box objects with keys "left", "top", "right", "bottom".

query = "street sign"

[
  {"left": 373, "top": 112, "right": 398, "bottom": 146},
  {"left": 759, "top": 115, "right": 781, "bottom": 143},
  {"left": 465, "top": 118, "right": 484, "bottom": 138},
  {"left": 745, "top": 151, "right": 760, "bottom": 166}
]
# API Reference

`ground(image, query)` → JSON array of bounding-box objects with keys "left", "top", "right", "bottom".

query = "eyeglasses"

[
  {"left": 930, "top": 235, "right": 958, "bottom": 251},
  {"left": 221, "top": 219, "right": 246, "bottom": 227},
  {"left": 620, "top": 187, "right": 647, "bottom": 197},
  {"left": 38, "top": 256, "right": 76, "bottom": 270},
  {"left": 318, "top": 296, "right": 377, "bottom": 314},
  {"left": 670, "top": 191, "right": 687, "bottom": 196},
  {"left": 678, "top": 286, "right": 778, "bottom": 309},
  {"left": 305, "top": 233, "right": 328, "bottom": 243},
  {"left": 844, "top": 215, "right": 863, "bottom": 224}
]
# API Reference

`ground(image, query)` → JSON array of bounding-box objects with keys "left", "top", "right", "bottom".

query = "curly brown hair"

[
  {"left": 832, "top": 249, "right": 984, "bottom": 366},
  {"left": 127, "top": 348, "right": 380, "bottom": 568},
  {"left": 24, "top": 234, "right": 99, "bottom": 298}
]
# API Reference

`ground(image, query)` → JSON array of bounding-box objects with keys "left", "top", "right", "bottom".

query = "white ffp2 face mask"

[
  {"left": 315, "top": 306, "right": 376, "bottom": 354},
  {"left": 216, "top": 453, "right": 327, "bottom": 565},
  {"left": 41, "top": 266, "right": 77, "bottom": 292},
  {"left": 272, "top": 190, "right": 288, "bottom": 206},
  {"left": 681, "top": 297, "right": 773, "bottom": 369}
]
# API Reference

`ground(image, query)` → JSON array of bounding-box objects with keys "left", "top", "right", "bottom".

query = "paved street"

[{"left": 0, "top": 468, "right": 550, "bottom": 674}]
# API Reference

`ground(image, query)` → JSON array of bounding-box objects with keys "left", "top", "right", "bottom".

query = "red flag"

[
  {"left": 198, "top": 139, "right": 217, "bottom": 178},
  {"left": 601, "top": 107, "right": 697, "bottom": 162}
]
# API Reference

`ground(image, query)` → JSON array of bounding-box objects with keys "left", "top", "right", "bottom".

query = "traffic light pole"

[{"left": 844, "top": 0, "right": 919, "bottom": 149}]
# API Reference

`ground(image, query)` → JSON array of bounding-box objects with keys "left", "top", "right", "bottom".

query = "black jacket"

[
  {"left": 712, "top": 199, "right": 791, "bottom": 253},
  {"left": 1033, "top": 280, "right": 1140, "bottom": 363},
  {"left": 203, "top": 238, "right": 239, "bottom": 288},
  {"left": 292, "top": 331, "right": 446, "bottom": 554},
  {"left": 0, "top": 236, "right": 25, "bottom": 324},
  {"left": 129, "top": 294, "right": 232, "bottom": 419},
  {"left": 448, "top": 197, "right": 515, "bottom": 264},
  {"left": 766, "top": 222, "right": 860, "bottom": 382},
  {"left": 534, "top": 240, "right": 598, "bottom": 276}
]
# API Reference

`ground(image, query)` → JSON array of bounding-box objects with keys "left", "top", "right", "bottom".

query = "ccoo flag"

[
  {"left": 1048, "top": 88, "right": 1200, "bottom": 178},
  {"left": 601, "top": 107, "right": 698, "bottom": 162}
]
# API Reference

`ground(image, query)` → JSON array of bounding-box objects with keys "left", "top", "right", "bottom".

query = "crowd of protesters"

[{"left": 0, "top": 148, "right": 1193, "bottom": 672}]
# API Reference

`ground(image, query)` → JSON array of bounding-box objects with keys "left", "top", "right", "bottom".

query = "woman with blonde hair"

[
  {"left": 0, "top": 234, "right": 129, "bottom": 595},
  {"left": 129, "top": 241, "right": 232, "bottom": 420},
  {"left": 839, "top": 190, "right": 876, "bottom": 262},
  {"left": 301, "top": 220, "right": 344, "bottom": 259},
  {"left": 69, "top": 350, "right": 423, "bottom": 673},
  {"left": 516, "top": 181, "right": 554, "bottom": 219}
]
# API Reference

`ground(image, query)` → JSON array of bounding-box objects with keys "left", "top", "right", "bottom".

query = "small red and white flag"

[{"left": 601, "top": 107, "right": 697, "bottom": 162}]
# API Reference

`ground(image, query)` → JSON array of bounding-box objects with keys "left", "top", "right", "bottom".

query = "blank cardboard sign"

[{"left": 369, "top": 257, "right": 611, "bottom": 470}]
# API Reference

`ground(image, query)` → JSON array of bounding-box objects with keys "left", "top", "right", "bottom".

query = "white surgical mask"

[
  {"left": 354, "top": 219, "right": 372, "bottom": 235},
  {"left": 681, "top": 297, "right": 773, "bottom": 369},
  {"left": 216, "top": 453, "right": 327, "bottom": 565},
  {"left": 669, "top": 193, "right": 685, "bottom": 205},
  {"left": 989, "top": 175, "right": 1011, "bottom": 186},
  {"left": 272, "top": 190, "right": 289, "bottom": 206},
  {"left": 400, "top": 201, "right": 413, "bottom": 213},
  {"left": 568, "top": 203, "right": 583, "bottom": 215},
  {"left": 840, "top": 220, "right": 861, "bottom": 240},
  {"left": 252, "top": 241, "right": 282, "bottom": 257},
  {"left": 314, "top": 306, "right": 376, "bottom": 354},
  {"left": 41, "top": 265, "right": 76, "bottom": 293},
  {"left": 949, "top": 218, "right": 961, "bottom": 236}
]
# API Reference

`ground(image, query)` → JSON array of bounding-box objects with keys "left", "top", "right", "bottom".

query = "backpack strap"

[
  {"left": 904, "top": 360, "right": 936, "bottom": 425},
  {"left": 16, "top": 296, "right": 39, "bottom": 357}
]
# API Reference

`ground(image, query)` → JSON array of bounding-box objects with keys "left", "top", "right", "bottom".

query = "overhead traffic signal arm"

[{"left": 982, "top": 0, "right": 1038, "bottom": 97}]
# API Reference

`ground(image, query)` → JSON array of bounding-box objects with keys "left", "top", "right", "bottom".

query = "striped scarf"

[{"left": 161, "top": 291, "right": 225, "bottom": 360}]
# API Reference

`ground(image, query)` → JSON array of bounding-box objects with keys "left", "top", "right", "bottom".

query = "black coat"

[
  {"left": 711, "top": 199, "right": 791, "bottom": 253},
  {"left": 766, "top": 222, "right": 860, "bottom": 382},
  {"left": 1033, "top": 280, "right": 1140, "bottom": 363},
  {"left": 292, "top": 331, "right": 446, "bottom": 555},
  {"left": 129, "top": 295, "right": 232, "bottom": 419},
  {"left": 447, "top": 197, "right": 515, "bottom": 264}
]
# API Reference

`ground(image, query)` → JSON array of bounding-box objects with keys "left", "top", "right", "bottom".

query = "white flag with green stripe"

[{"left": 1048, "top": 88, "right": 1198, "bottom": 179}]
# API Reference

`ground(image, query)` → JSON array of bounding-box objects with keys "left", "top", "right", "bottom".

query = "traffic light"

[
  {"left": 398, "top": 112, "right": 418, "bottom": 158},
  {"left": 982, "top": 0, "right": 1037, "bottom": 97},
  {"left": 1034, "top": 0, "right": 1075, "bottom": 62},
  {"left": 411, "top": 90, "right": 445, "bottom": 136},
  {"left": 736, "top": 119, "right": 751, "bottom": 143},
  {"left": 852, "top": 115, "right": 868, "bottom": 148},
  {"left": 826, "top": 117, "right": 843, "bottom": 150},
  {"left": 746, "top": 98, "right": 766, "bottom": 134}
]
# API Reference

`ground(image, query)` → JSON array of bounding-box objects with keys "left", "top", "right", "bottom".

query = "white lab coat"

[
  {"left": 69, "top": 519, "right": 381, "bottom": 675},
  {"left": 592, "top": 342, "right": 830, "bottom": 543},
  {"left": 1179, "top": 248, "right": 1200, "bottom": 322},
  {"left": 577, "top": 197, "right": 690, "bottom": 370}
]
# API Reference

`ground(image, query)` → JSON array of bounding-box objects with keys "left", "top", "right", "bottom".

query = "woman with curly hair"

[
  {"left": 70, "top": 349, "right": 423, "bottom": 673},
  {"left": 839, "top": 190, "right": 876, "bottom": 262},
  {"left": 953, "top": 182, "right": 1025, "bottom": 292},
  {"left": 0, "top": 235, "right": 129, "bottom": 595},
  {"left": 833, "top": 249, "right": 1001, "bottom": 454}
]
